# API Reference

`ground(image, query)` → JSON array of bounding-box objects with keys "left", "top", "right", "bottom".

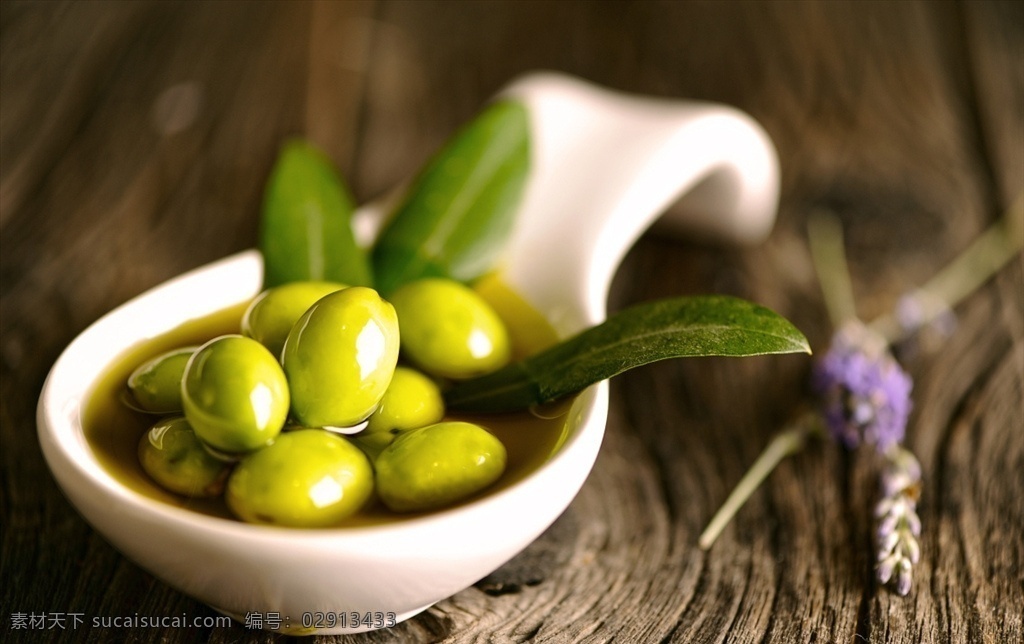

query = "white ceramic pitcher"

[{"left": 38, "top": 72, "right": 779, "bottom": 634}]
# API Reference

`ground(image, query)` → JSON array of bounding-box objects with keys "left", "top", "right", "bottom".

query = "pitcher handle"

[{"left": 496, "top": 72, "right": 780, "bottom": 331}]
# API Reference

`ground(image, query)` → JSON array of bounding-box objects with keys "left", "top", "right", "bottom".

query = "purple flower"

[
  {"left": 896, "top": 291, "right": 957, "bottom": 338},
  {"left": 812, "top": 322, "right": 913, "bottom": 452}
]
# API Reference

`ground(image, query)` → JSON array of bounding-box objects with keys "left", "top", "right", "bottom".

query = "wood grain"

[{"left": 2, "top": 1, "right": 1020, "bottom": 642}]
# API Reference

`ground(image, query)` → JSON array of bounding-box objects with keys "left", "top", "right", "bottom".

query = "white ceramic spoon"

[{"left": 37, "top": 72, "right": 778, "bottom": 634}]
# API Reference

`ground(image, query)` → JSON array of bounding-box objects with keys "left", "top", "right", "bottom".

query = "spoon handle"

[{"left": 497, "top": 73, "right": 780, "bottom": 331}]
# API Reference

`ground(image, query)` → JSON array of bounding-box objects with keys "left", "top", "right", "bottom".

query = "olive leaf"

[
  {"left": 444, "top": 295, "right": 811, "bottom": 413},
  {"left": 371, "top": 101, "right": 530, "bottom": 296},
  {"left": 259, "top": 140, "right": 372, "bottom": 289}
]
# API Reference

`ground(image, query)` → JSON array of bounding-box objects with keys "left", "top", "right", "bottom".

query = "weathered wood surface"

[{"left": 2, "top": 1, "right": 1021, "bottom": 642}]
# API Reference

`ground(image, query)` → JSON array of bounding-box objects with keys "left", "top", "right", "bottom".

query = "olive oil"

[{"left": 82, "top": 282, "right": 573, "bottom": 526}]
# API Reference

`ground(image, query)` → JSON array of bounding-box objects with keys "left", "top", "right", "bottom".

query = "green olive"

[
  {"left": 375, "top": 421, "right": 507, "bottom": 512},
  {"left": 182, "top": 335, "right": 290, "bottom": 453},
  {"left": 365, "top": 367, "right": 445, "bottom": 434},
  {"left": 281, "top": 287, "right": 400, "bottom": 428},
  {"left": 241, "top": 281, "right": 347, "bottom": 358},
  {"left": 126, "top": 346, "right": 198, "bottom": 413},
  {"left": 389, "top": 278, "right": 511, "bottom": 379},
  {"left": 350, "top": 429, "right": 396, "bottom": 462},
  {"left": 138, "top": 417, "right": 231, "bottom": 497},
  {"left": 226, "top": 429, "right": 373, "bottom": 527},
  {"left": 354, "top": 367, "right": 445, "bottom": 459}
]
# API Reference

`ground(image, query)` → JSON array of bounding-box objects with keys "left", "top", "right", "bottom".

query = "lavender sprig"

[
  {"left": 698, "top": 198, "right": 1022, "bottom": 598},
  {"left": 871, "top": 194, "right": 1023, "bottom": 344},
  {"left": 812, "top": 320, "right": 920, "bottom": 594},
  {"left": 874, "top": 446, "right": 922, "bottom": 595}
]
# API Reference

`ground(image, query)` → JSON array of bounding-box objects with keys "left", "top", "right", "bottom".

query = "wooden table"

[{"left": 2, "top": 2, "right": 1021, "bottom": 642}]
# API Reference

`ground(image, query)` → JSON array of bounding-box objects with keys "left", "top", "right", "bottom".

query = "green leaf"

[
  {"left": 259, "top": 139, "right": 372, "bottom": 289},
  {"left": 444, "top": 295, "right": 811, "bottom": 413},
  {"left": 371, "top": 101, "right": 530, "bottom": 295}
]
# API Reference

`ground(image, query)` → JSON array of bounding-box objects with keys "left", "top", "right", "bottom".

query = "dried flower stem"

[
  {"left": 808, "top": 211, "right": 858, "bottom": 327},
  {"left": 698, "top": 415, "right": 816, "bottom": 550}
]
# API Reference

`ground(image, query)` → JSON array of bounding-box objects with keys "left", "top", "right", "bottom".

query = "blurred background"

[{"left": 2, "top": 1, "right": 1021, "bottom": 642}]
